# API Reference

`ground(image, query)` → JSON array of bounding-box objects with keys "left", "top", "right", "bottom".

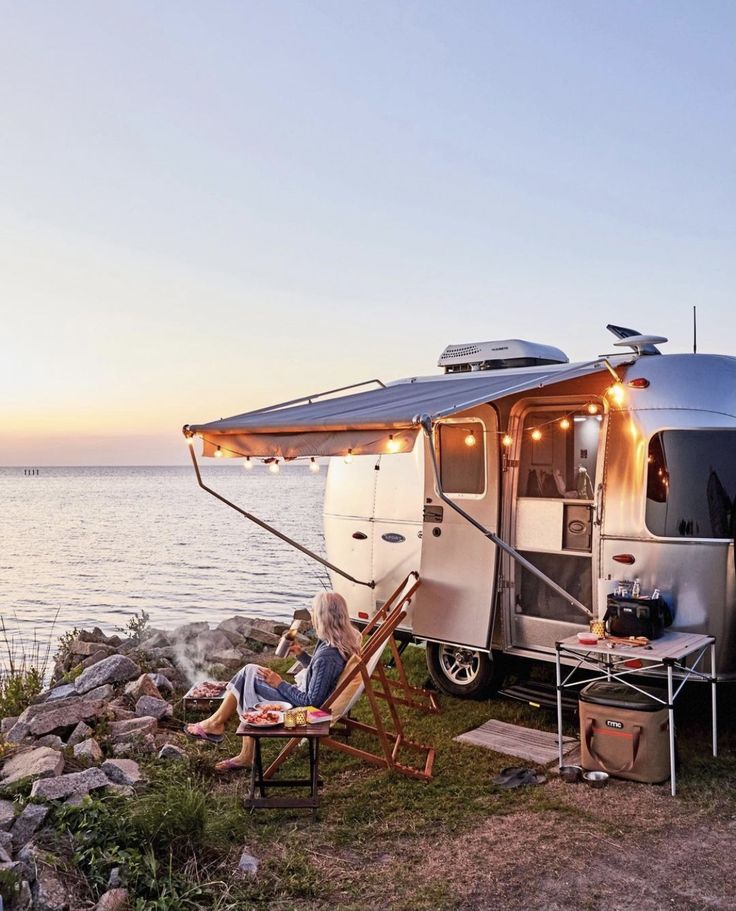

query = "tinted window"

[
  {"left": 439, "top": 422, "right": 485, "bottom": 495},
  {"left": 646, "top": 431, "right": 736, "bottom": 538}
]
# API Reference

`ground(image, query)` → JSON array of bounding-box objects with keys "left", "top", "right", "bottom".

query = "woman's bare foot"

[{"left": 214, "top": 756, "right": 251, "bottom": 772}]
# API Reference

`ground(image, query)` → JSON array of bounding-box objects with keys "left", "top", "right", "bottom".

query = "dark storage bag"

[
  {"left": 604, "top": 595, "right": 672, "bottom": 640},
  {"left": 579, "top": 681, "right": 671, "bottom": 784}
]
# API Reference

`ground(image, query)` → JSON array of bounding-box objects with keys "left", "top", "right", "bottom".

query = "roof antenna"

[{"left": 693, "top": 305, "right": 697, "bottom": 354}]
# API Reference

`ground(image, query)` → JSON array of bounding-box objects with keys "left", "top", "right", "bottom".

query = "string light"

[
  {"left": 531, "top": 429, "right": 543, "bottom": 442},
  {"left": 344, "top": 449, "right": 353, "bottom": 464},
  {"left": 559, "top": 418, "right": 571, "bottom": 430},
  {"left": 387, "top": 434, "right": 400, "bottom": 453},
  {"left": 464, "top": 430, "right": 477, "bottom": 447},
  {"left": 607, "top": 383, "right": 625, "bottom": 406},
  {"left": 309, "top": 457, "right": 320, "bottom": 473},
  {"left": 214, "top": 446, "right": 223, "bottom": 458},
  {"left": 587, "top": 403, "right": 599, "bottom": 415},
  {"left": 244, "top": 457, "right": 254, "bottom": 470},
  {"left": 268, "top": 460, "right": 280, "bottom": 474},
  {"left": 502, "top": 434, "right": 513, "bottom": 448}
]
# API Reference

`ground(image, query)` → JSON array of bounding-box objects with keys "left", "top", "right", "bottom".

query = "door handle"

[{"left": 594, "top": 483, "right": 604, "bottom": 526}]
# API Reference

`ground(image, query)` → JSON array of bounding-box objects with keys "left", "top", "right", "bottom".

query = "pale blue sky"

[{"left": 1, "top": 1, "right": 734, "bottom": 464}]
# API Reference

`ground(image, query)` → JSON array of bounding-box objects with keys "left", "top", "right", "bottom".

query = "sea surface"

[{"left": 0, "top": 465, "right": 329, "bottom": 670}]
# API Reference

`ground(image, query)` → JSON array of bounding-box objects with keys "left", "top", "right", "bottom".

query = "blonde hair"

[{"left": 311, "top": 591, "right": 361, "bottom": 661}]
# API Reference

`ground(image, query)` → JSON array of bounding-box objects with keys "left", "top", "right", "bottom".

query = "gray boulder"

[
  {"left": 67, "top": 721, "right": 94, "bottom": 747},
  {"left": 101, "top": 759, "right": 142, "bottom": 786},
  {"left": 149, "top": 673, "right": 174, "bottom": 696},
  {"left": 5, "top": 721, "right": 31, "bottom": 743},
  {"left": 73, "top": 738, "right": 103, "bottom": 762},
  {"left": 70, "top": 639, "right": 116, "bottom": 658},
  {"left": 85, "top": 683, "right": 116, "bottom": 701},
  {"left": 170, "top": 621, "right": 209, "bottom": 640},
  {"left": 0, "top": 842, "right": 11, "bottom": 863},
  {"left": 109, "top": 716, "right": 157, "bottom": 741},
  {"left": 11, "top": 804, "right": 49, "bottom": 850},
  {"left": 1, "top": 715, "right": 19, "bottom": 733},
  {"left": 0, "top": 799, "right": 16, "bottom": 831},
  {"left": 112, "top": 735, "right": 155, "bottom": 757},
  {"left": 30, "top": 768, "right": 110, "bottom": 802},
  {"left": 134, "top": 696, "right": 171, "bottom": 720},
  {"left": 44, "top": 684, "right": 77, "bottom": 702},
  {"left": 96, "top": 888, "right": 130, "bottom": 911},
  {"left": 124, "top": 674, "right": 162, "bottom": 701},
  {"left": 35, "top": 735, "right": 64, "bottom": 751},
  {"left": 16, "top": 696, "right": 106, "bottom": 737},
  {"left": 33, "top": 855, "right": 73, "bottom": 911},
  {"left": 158, "top": 743, "right": 186, "bottom": 761},
  {"left": 74, "top": 654, "right": 141, "bottom": 695},
  {"left": 1, "top": 747, "right": 64, "bottom": 786}
]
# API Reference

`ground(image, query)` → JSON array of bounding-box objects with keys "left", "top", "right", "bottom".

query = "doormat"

[{"left": 454, "top": 718, "right": 577, "bottom": 766}]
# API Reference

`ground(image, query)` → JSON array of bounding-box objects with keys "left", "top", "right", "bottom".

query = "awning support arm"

[
  {"left": 419, "top": 416, "right": 593, "bottom": 620},
  {"left": 185, "top": 439, "right": 375, "bottom": 589}
]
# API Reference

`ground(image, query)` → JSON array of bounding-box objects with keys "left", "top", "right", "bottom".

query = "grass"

[{"left": 7, "top": 642, "right": 736, "bottom": 909}]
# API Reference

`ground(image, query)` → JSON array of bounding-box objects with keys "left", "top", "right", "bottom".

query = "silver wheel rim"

[{"left": 438, "top": 645, "right": 481, "bottom": 686}]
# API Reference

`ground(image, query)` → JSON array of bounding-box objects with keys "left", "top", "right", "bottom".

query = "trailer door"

[{"left": 413, "top": 405, "right": 499, "bottom": 649}]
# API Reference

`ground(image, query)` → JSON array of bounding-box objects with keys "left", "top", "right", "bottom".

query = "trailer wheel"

[{"left": 426, "top": 643, "right": 500, "bottom": 699}]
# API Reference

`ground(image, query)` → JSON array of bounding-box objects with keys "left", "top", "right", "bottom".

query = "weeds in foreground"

[{"left": 0, "top": 614, "right": 55, "bottom": 717}]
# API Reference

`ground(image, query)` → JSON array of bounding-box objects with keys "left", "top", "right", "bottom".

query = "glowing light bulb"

[
  {"left": 214, "top": 446, "right": 223, "bottom": 458},
  {"left": 268, "top": 460, "right": 280, "bottom": 474},
  {"left": 244, "top": 457, "right": 254, "bottom": 470},
  {"left": 502, "top": 434, "right": 513, "bottom": 448},
  {"left": 387, "top": 435, "right": 400, "bottom": 453},
  {"left": 464, "top": 431, "right": 477, "bottom": 447},
  {"left": 607, "top": 383, "right": 625, "bottom": 406},
  {"left": 531, "top": 429, "right": 542, "bottom": 442},
  {"left": 309, "top": 458, "right": 320, "bottom": 473},
  {"left": 559, "top": 418, "right": 571, "bottom": 431},
  {"left": 587, "top": 403, "right": 599, "bottom": 415},
  {"left": 186, "top": 436, "right": 195, "bottom": 447},
  {"left": 344, "top": 449, "right": 353, "bottom": 464}
]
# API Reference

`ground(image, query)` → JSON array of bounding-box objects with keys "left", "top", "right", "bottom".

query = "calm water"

[{"left": 0, "top": 465, "right": 329, "bottom": 664}]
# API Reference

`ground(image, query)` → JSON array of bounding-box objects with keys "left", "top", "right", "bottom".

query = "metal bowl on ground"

[
  {"left": 559, "top": 765, "right": 583, "bottom": 783},
  {"left": 583, "top": 770, "right": 609, "bottom": 789}
]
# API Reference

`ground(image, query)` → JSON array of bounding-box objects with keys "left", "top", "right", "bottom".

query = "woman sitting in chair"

[{"left": 186, "top": 591, "right": 361, "bottom": 771}]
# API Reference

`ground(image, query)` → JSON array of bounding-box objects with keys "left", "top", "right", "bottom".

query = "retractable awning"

[{"left": 185, "top": 359, "right": 617, "bottom": 459}]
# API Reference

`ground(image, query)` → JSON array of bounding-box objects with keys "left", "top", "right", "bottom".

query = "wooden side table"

[{"left": 236, "top": 720, "right": 331, "bottom": 821}]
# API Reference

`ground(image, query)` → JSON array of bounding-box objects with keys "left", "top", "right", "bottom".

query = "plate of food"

[
  {"left": 186, "top": 681, "right": 228, "bottom": 700},
  {"left": 254, "top": 700, "right": 292, "bottom": 712},
  {"left": 241, "top": 708, "right": 284, "bottom": 727}
]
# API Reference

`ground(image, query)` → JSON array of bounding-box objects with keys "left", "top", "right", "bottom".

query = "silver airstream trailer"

[{"left": 185, "top": 327, "right": 736, "bottom": 698}]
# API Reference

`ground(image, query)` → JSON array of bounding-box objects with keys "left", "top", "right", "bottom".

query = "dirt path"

[{"left": 397, "top": 781, "right": 735, "bottom": 911}]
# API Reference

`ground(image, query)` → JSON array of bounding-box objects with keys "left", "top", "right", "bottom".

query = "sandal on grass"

[
  {"left": 493, "top": 767, "right": 547, "bottom": 789},
  {"left": 185, "top": 723, "right": 224, "bottom": 744}
]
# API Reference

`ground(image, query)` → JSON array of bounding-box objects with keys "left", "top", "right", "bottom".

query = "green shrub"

[{"left": 0, "top": 667, "right": 43, "bottom": 719}]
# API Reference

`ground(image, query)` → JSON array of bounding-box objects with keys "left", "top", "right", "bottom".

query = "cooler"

[{"left": 579, "top": 681, "right": 671, "bottom": 784}]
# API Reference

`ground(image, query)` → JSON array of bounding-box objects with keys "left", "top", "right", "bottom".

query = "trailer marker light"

[
  {"left": 358, "top": 611, "right": 369, "bottom": 620},
  {"left": 628, "top": 378, "right": 650, "bottom": 389},
  {"left": 612, "top": 554, "right": 636, "bottom": 564}
]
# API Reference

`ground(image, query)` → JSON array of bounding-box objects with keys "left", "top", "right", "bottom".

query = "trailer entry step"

[{"left": 498, "top": 682, "right": 578, "bottom": 714}]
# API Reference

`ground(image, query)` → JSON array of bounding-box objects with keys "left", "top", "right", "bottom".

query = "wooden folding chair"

[
  {"left": 362, "top": 573, "right": 439, "bottom": 714},
  {"left": 263, "top": 575, "right": 436, "bottom": 782}
]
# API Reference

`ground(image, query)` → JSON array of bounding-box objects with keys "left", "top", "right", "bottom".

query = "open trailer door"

[{"left": 413, "top": 405, "right": 499, "bottom": 650}]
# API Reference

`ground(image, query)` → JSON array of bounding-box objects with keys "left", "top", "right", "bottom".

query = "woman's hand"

[
  {"left": 288, "top": 641, "right": 304, "bottom": 657},
  {"left": 257, "top": 667, "right": 283, "bottom": 688}
]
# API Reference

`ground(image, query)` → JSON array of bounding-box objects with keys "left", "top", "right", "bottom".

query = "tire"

[{"left": 426, "top": 642, "right": 502, "bottom": 699}]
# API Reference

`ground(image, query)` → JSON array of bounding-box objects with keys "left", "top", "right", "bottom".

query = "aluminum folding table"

[{"left": 555, "top": 631, "right": 717, "bottom": 796}]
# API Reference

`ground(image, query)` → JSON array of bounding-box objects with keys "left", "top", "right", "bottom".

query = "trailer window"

[
  {"left": 438, "top": 422, "right": 485, "bottom": 495},
  {"left": 519, "top": 410, "right": 599, "bottom": 499},
  {"left": 646, "top": 430, "right": 736, "bottom": 538}
]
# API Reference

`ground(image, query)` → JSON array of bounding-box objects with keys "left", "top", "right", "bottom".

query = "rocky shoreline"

[{"left": 0, "top": 615, "right": 294, "bottom": 911}]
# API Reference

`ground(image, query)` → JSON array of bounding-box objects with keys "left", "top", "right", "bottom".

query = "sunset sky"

[{"left": 2, "top": 1, "right": 734, "bottom": 465}]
